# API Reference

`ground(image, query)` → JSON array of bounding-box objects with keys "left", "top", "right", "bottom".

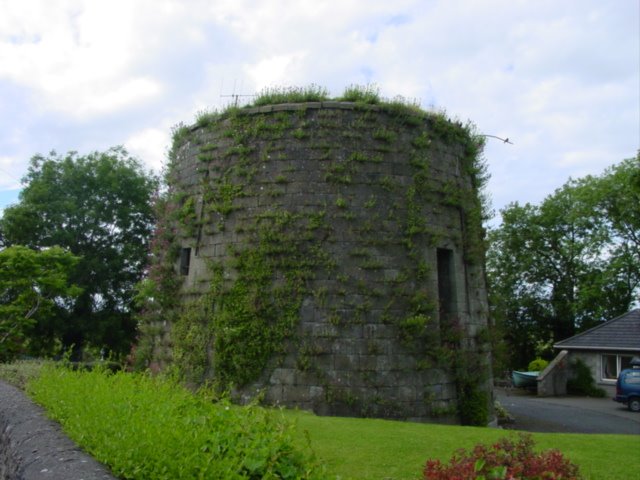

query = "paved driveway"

[{"left": 495, "top": 387, "right": 640, "bottom": 435}]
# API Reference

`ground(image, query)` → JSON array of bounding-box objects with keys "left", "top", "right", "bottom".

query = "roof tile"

[{"left": 554, "top": 309, "right": 640, "bottom": 351}]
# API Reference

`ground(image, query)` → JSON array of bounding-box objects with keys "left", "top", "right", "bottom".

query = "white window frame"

[{"left": 600, "top": 354, "right": 634, "bottom": 382}]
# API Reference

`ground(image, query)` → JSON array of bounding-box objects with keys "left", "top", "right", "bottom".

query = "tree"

[
  {"left": 0, "top": 147, "right": 159, "bottom": 358},
  {"left": 587, "top": 154, "right": 640, "bottom": 253},
  {"left": 0, "top": 245, "right": 81, "bottom": 361},
  {"left": 574, "top": 154, "right": 640, "bottom": 314},
  {"left": 487, "top": 155, "right": 640, "bottom": 369}
]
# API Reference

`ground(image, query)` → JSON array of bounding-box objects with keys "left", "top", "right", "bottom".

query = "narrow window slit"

[
  {"left": 437, "top": 248, "right": 456, "bottom": 318},
  {"left": 180, "top": 247, "right": 191, "bottom": 276}
]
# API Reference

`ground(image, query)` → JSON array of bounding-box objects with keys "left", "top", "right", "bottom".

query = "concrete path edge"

[{"left": 0, "top": 380, "right": 116, "bottom": 480}]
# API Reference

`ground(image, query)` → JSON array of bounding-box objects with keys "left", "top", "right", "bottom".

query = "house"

[{"left": 540, "top": 309, "right": 640, "bottom": 396}]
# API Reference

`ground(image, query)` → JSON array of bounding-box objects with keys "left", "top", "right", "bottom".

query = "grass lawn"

[{"left": 285, "top": 409, "right": 640, "bottom": 480}]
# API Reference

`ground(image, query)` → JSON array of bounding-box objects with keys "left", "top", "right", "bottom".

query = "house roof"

[{"left": 554, "top": 309, "right": 640, "bottom": 352}]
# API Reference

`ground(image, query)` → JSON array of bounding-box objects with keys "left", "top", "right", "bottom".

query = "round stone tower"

[{"left": 144, "top": 100, "right": 492, "bottom": 424}]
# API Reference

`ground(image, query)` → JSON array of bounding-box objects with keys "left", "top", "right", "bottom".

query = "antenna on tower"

[
  {"left": 478, "top": 134, "right": 513, "bottom": 144},
  {"left": 221, "top": 93, "right": 256, "bottom": 107},
  {"left": 220, "top": 78, "right": 256, "bottom": 107}
]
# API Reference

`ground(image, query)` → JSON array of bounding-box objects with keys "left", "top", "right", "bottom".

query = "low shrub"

[
  {"left": 457, "top": 382, "right": 489, "bottom": 426},
  {"left": 527, "top": 357, "right": 549, "bottom": 372},
  {"left": 423, "top": 434, "right": 581, "bottom": 480},
  {"left": 27, "top": 365, "right": 323, "bottom": 479},
  {"left": 567, "top": 358, "right": 606, "bottom": 397}
]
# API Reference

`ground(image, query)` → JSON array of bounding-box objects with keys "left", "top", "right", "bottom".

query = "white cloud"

[
  {"left": 0, "top": 0, "right": 164, "bottom": 118},
  {"left": 125, "top": 127, "right": 171, "bottom": 173},
  {"left": 69, "top": 77, "right": 163, "bottom": 118},
  {"left": 244, "top": 53, "right": 308, "bottom": 90},
  {"left": 0, "top": 155, "right": 24, "bottom": 189}
]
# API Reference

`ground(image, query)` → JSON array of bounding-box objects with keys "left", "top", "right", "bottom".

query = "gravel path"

[
  {"left": 0, "top": 380, "right": 116, "bottom": 480},
  {"left": 496, "top": 387, "right": 640, "bottom": 435}
]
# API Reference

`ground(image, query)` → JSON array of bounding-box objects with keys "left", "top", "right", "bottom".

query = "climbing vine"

[{"left": 138, "top": 87, "right": 492, "bottom": 424}]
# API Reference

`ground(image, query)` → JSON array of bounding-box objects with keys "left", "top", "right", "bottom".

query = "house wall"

[
  {"left": 543, "top": 349, "right": 640, "bottom": 397},
  {"left": 569, "top": 351, "right": 614, "bottom": 395},
  {"left": 568, "top": 351, "right": 640, "bottom": 396}
]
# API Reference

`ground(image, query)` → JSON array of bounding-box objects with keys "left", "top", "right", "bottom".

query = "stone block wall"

[
  {"left": 537, "top": 349, "right": 569, "bottom": 396},
  {"left": 147, "top": 101, "right": 492, "bottom": 423}
]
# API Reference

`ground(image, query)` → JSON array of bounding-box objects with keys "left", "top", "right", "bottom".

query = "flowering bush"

[{"left": 424, "top": 434, "right": 581, "bottom": 479}]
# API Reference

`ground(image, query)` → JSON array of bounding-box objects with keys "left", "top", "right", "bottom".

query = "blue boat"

[{"left": 512, "top": 370, "right": 539, "bottom": 388}]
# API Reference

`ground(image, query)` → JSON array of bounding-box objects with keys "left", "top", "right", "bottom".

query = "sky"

[{"left": 0, "top": 0, "right": 638, "bottom": 225}]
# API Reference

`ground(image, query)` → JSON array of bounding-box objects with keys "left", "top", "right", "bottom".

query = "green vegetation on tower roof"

[
  {"left": 252, "top": 84, "right": 330, "bottom": 106},
  {"left": 172, "top": 84, "right": 460, "bottom": 141}
]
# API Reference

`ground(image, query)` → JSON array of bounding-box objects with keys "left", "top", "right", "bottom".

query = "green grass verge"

[{"left": 7, "top": 363, "right": 638, "bottom": 480}]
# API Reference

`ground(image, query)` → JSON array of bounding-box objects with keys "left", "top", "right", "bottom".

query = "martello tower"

[{"left": 142, "top": 97, "right": 492, "bottom": 425}]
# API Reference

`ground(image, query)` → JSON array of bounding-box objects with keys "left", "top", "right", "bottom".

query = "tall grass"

[
  {"left": 252, "top": 85, "right": 330, "bottom": 106},
  {"left": 338, "top": 84, "right": 381, "bottom": 104},
  {"left": 27, "top": 366, "right": 323, "bottom": 480}
]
